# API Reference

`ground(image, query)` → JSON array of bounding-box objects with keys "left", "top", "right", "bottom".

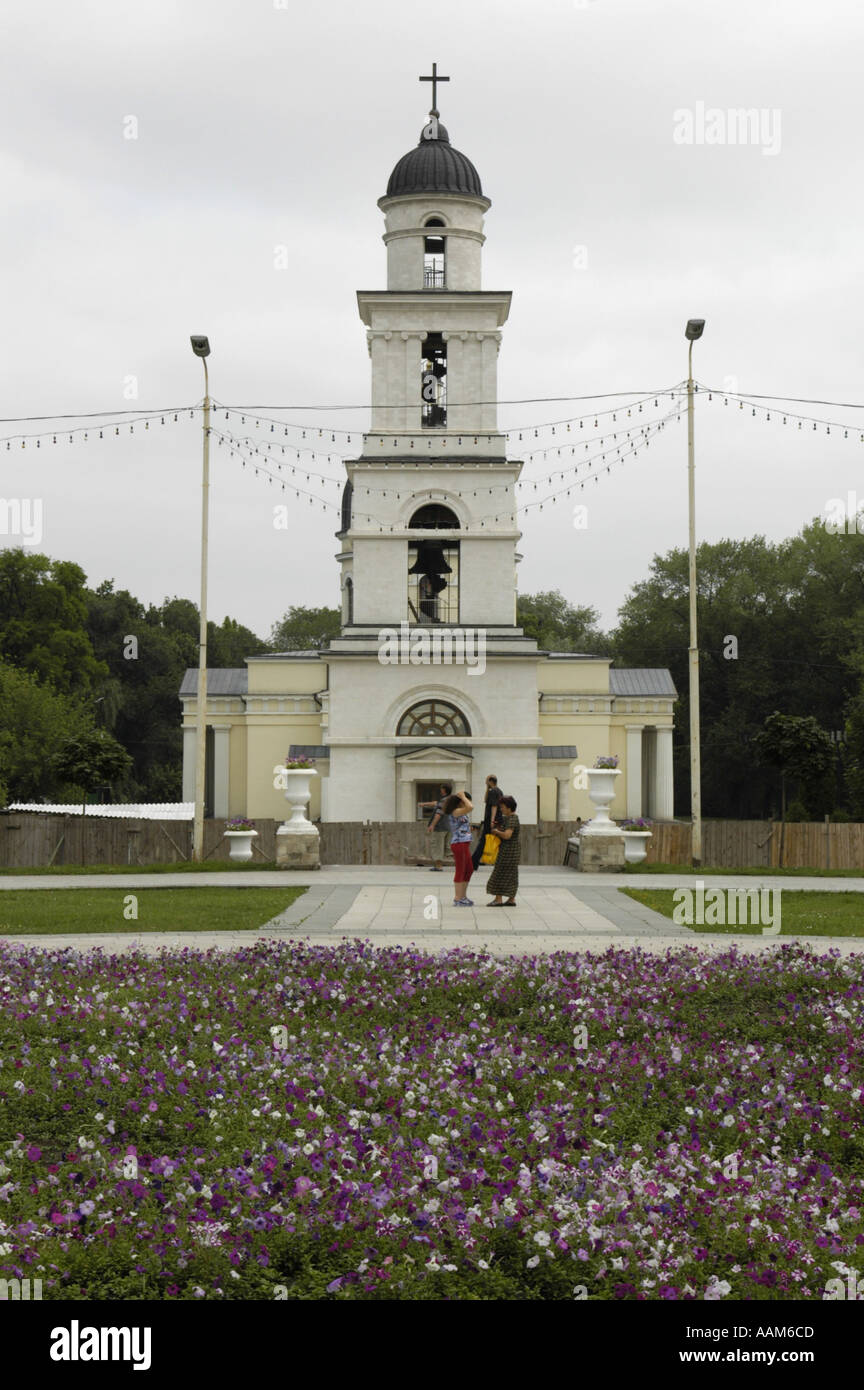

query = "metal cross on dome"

[{"left": 419, "top": 61, "right": 449, "bottom": 115}]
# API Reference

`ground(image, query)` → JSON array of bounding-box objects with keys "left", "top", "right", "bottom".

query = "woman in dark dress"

[
  {"left": 471, "top": 775, "right": 503, "bottom": 871},
  {"left": 486, "top": 795, "right": 520, "bottom": 906}
]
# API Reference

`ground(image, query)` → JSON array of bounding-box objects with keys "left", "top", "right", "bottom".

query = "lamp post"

[
  {"left": 190, "top": 335, "right": 211, "bottom": 862},
  {"left": 685, "top": 318, "right": 705, "bottom": 866}
]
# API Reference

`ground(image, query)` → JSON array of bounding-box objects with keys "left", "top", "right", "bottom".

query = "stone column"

[
  {"left": 212, "top": 725, "right": 231, "bottom": 820},
  {"left": 369, "top": 332, "right": 391, "bottom": 434},
  {"left": 398, "top": 776, "right": 415, "bottom": 822},
  {"left": 643, "top": 728, "right": 656, "bottom": 817},
  {"left": 442, "top": 331, "right": 465, "bottom": 432},
  {"left": 182, "top": 726, "right": 196, "bottom": 803},
  {"left": 654, "top": 726, "right": 675, "bottom": 820},
  {"left": 625, "top": 725, "right": 643, "bottom": 819},
  {"left": 404, "top": 332, "right": 424, "bottom": 434},
  {"left": 479, "top": 333, "right": 500, "bottom": 433}
]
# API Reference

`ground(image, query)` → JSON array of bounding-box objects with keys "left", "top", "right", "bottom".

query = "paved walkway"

[
  {"left": 3, "top": 865, "right": 864, "bottom": 892},
  {"left": 1, "top": 867, "right": 863, "bottom": 958}
]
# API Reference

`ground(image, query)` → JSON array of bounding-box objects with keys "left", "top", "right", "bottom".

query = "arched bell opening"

[
  {"left": 421, "top": 332, "right": 447, "bottom": 427},
  {"left": 423, "top": 219, "right": 446, "bottom": 288},
  {"left": 407, "top": 540, "right": 459, "bottom": 626}
]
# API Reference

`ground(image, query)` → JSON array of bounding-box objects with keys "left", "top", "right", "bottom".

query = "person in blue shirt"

[{"left": 440, "top": 790, "right": 475, "bottom": 905}]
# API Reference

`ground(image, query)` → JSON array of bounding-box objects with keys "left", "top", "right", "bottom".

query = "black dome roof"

[{"left": 386, "top": 119, "right": 483, "bottom": 199}]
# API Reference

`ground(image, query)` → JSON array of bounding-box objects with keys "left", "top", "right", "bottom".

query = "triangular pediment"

[{"left": 395, "top": 745, "right": 472, "bottom": 765}]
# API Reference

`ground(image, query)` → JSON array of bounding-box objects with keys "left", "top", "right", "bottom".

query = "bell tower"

[
  {"left": 336, "top": 66, "right": 524, "bottom": 633},
  {"left": 323, "top": 68, "right": 541, "bottom": 826}
]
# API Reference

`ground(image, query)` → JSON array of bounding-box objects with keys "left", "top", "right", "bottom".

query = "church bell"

[{"left": 408, "top": 541, "right": 452, "bottom": 577}]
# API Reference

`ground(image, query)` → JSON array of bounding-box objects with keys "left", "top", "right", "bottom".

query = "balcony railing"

[{"left": 423, "top": 266, "right": 445, "bottom": 288}]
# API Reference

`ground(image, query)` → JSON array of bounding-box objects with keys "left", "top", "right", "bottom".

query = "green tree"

[
  {"left": 53, "top": 728, "right": 133, "bottom": 810},
  {"left": 753, "top": 712, "right": 836, "bottom": 819},
  {"left": 0, "top": 663, "right": 94, "bottom": 803},
  {"left": 271, "top": 606, "right": 341, "bottom": 651},
  {"left": 0, "top": 550, "right": 107, "bottom": 696},
  {"left": 517, "top": 590, "right": 608, "bottom": 653},
  {"left": 84, "top": 585, "right": 269, "bottom": 801},
  {"left": 611, "top": 527, "right": 863, "bottom": 818},
  {"left": 209, "top": 615, "right": 269, "bottom": 665}
]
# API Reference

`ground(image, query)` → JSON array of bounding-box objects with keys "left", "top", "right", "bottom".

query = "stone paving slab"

[{"left": 3, "top": 866, "right": 863, "bottom": 892}]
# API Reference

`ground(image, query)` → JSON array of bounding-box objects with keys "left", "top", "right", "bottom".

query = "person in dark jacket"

[
  {"left": 421, "top": 783, "right": 453, "bottom": 871},
  {"left": 471, "top": 774, "right": 503, "bottom": 871}
]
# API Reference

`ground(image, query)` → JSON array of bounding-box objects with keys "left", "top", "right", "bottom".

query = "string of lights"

[
  {"left": 218, "top": 433, "right": 340, "bottom": 512},
  {"left": 0, "top": 405, "right": 195, "bottom": 425},
  {"left": 213, "top": 386, "right": 683, "bottom": 444},
  {"left": 700, "top": 385, "right": 864, "bottom": 439},
  {"left": 219, "top": 405, "right": 683, "bottom": 530},
  {"left": 2, "top": 409, "right": 195, "bottom": 449},
  {"left": 214, "top": 410, "right": 679, "bottom": 511},
  {"left": 4, "top": 383, "right": 863, "bottom": 455}
]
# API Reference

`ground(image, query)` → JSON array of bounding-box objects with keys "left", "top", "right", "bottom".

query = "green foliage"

[
  {"left": 517, "top": 590, "right": 608, "bottom": 653},
  {"left": 754, "top": 712, "right": 836, "bottom": 817},
  {"left": 0, "top": 550, "right": 107, "bottom": 696},
  {"left": 0, "top": 662, "right": 94, "bottom": 802},
  {"left": 270, "top": 605, "right": 340, "bottom": 651},
  {"left": 85, "top": 581, "right": 268, "bottom": 801},
  {"left": 611, "top": 523, "right": 864, "bottom": 818},
  {"left": 53, "top": 728, "right": 133, "bottom": 802}
]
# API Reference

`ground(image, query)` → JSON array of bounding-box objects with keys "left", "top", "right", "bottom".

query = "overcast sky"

[{"left": 2, "top": 0, "right": 862, "bottom": 642}]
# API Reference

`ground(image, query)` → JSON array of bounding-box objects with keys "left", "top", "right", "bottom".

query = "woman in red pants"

[{"left": 441, "top": 791, "right": 474, "bottom": 905}]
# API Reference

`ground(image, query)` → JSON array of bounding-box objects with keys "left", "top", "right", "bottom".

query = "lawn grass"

[
  {"left": 0, "top": 886, "right": 306, "bottom": 935},
  {"left": 622, "top": 886, "right": 864, "bottom": 935},
  {"left": 624, "top": 862, "right": 864, "bottom": 877}
]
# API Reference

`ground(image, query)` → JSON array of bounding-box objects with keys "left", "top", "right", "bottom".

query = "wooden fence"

[{"left": 2, "top": 813, "right": 863, "bottom": 871}]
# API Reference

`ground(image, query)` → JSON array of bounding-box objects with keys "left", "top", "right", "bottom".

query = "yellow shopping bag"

[{"left": 480, "top": 834, "right": 500, "bottom": 865}]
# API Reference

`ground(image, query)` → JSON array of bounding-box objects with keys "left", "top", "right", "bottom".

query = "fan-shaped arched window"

[
  {"left": 397, "top": 700, "right": 471, "bottom": 738},
  {"left": 409, "top": 504, "right": 460, "bottom": 530}
]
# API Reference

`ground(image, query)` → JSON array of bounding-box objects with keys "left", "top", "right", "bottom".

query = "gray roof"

[
  {"left": 538, "top": 745, "right": 578, "bottom": 759},
  {"left": 179, "top": 668, "right": 247, "bottom": 697},
  {"left": 288, "top": 745, "right": 329, "bottom": 760},
  {"left": 610, "top": 668, "right": 677, "bottom": 697},
  {"left": 386, "top": 121, "right": 483, "bottom": 198}
]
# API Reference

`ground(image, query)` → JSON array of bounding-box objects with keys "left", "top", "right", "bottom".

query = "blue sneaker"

[{"left": 457, "top": 897, "right": 474, "bottom": 906}]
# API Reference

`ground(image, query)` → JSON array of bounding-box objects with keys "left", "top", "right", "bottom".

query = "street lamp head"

[
  {"left": 685, "top": 319, "right": 705, "bottom": 341},
  {"left": 190, "top": 335, "right": 211, "bottom": 358}
]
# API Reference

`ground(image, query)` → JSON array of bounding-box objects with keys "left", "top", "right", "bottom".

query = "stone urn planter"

[
  {"left": 621, "top": 830, "right": 652, "bottom": 864},
  {"left": 224, "top": 828, "right": 258, "bottom": 862},
  {"left": 281, "top": 768, "right": 319, "bottom": 830},
  {"left": 582, "top": 768, "right": 622, "bottom": 835},
  {"left": 276, "top": 767, "right": 320, "bottom": 869}
]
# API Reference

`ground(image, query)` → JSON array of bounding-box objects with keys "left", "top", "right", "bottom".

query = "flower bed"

[{"left": 0, "top": 940, "right": 862, "bottom": 1300}]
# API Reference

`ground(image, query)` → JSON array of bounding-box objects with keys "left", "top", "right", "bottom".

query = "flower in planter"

[
  {"left": 285, "top": 756, "right": 317, "bottom": 770},
  {"left": 593, "top": 756, "right": 619, "bottom": 769},
  {"left": 226, "top": 817, "right": 256, "bottom": 832},
  {"left": 620, "top": 817, "right": 653, "bottom": 831}
]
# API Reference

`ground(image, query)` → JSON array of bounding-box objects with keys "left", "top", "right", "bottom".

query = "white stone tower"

[{"left": 323, "top": 68, "right": 541, "bottom": 822}]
